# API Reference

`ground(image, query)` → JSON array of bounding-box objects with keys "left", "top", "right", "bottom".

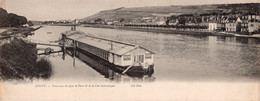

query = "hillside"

[{"left": 80, "top": 3, "right": 260, "bottom": 22}]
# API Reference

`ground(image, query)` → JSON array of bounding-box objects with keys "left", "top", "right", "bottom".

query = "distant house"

[
  {"left": 142, "top": 17, "right": 155, "bottom": 23},
  {"left": 248, "top": 21, "right": 260, "bottom": 34},
  {"left": 112, "top": 20, "right": 120, "bottom": 25},
  {"left": 153, "top": 16, "right": 167, "bottom": 25},
  {"left": 168, "top": 19, "right": 179, "bottom": 25},
  {"left": 238, "top": 13, "right": 260, "bottom": 32},
  {"left": 105, "top": 19, "right": 116, "bottom": 25},
  {"left": 225, "top": 17, "right": 242, "bottom": 32},
  {"left": 208, "top": 23, "right": 218, "bottom": 31},
  {"left": 183, "top": 14, "right": 195, "bottom": 24},
  {"left": 200, "top": 22, "right": 217, "bottom": 31},
  {"left": 199, "top": 14, "right": 218, "bottom": 31},
  {"left": 200, "top": 14, "right": 211, "bottom": 23},
  {"left": 106, "top": 21, "right": 113, "bottom": 25},
  {"left": 240, "top": 14, "right": 249, "bottom": 32},
  {"left": 247, "top": 14, "right": 260, "bottom": 21},
  {"left": 217, "top": 15, "right": 228, "bottom": 31}
]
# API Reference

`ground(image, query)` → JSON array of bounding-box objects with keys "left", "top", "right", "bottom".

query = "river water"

[{"left": 28, "top": 26, "right": 260, "bottom": 82}]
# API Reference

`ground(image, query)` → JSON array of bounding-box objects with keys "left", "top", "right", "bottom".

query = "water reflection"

[
  {"left": 30, "top": 26, "right": 260, "bottom": 81},
  {"left": 65, "top": 49, "right": 155, "bottom": 83},
  {"left": 212, "top": 36, "right": 260, "bottom": 45},
  {"left": 207, "top": 36, "right": 260, "bottom": 80}
]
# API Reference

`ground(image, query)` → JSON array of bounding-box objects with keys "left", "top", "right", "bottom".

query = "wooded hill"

[{"left": 80, "top": 3, "right": 260, "bottom": 22}]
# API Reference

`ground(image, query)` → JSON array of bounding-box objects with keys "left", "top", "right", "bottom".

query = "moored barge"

[{"left": 61, "top": 30, "right": 155, "bottom": 76}]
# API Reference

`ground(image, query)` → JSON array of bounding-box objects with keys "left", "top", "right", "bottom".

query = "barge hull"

[{"left": 68, "top": 48, "right": 154, "bottom": 77}]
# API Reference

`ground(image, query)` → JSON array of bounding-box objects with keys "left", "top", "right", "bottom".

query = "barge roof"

[{"left": 62, "top": 31, "right": 155, "bottom": 56}]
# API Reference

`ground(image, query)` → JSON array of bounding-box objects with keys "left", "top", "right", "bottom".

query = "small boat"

[{"left": 61, "top": 28, "right": 155, "bottom": 76}]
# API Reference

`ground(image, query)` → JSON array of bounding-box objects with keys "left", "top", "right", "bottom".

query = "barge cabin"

[{"left": 61, "top": 30, "right": 155, "bottom": 76}]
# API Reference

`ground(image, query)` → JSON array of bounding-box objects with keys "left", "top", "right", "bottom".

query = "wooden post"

[
  {"left": 74, "top": 19, "right": 77, "bottom": 31},
  {"left": 110, "top": 42, "right": 113, "bottom": 50},
  {"left": 122, "top": 62, "right": 135, "bottom": 74},
  {"left": 111, "top": 70, "right": 115, "bottom": 79},
  {"left": 62, "top": 34, "right": 66, "bottom": 60},
  {"left": 73, "top": 40, "right": 76, "bottom": 67},
  {"left": 112, "top": 53, "right": 115, "bottom": 64},
  {"left": 74, "top": 25, "right": 76, "bottom": 31}
]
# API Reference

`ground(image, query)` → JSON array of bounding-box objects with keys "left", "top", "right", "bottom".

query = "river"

[{"left": 28, "top": 25, "right": 260, "bottom": 82}]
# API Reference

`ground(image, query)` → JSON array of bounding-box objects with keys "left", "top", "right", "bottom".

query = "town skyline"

[{"left": 1, "top": 0, "right": 260, "bottom": 21}]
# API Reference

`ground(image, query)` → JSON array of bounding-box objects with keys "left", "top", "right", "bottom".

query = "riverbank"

[
  {"left": 0, "top": 38, "right": 53, "bottom": 81},
  {"left": 83, "top": 24, "right": 260, "bottom": 38},
  {"left": 0, "top": 26, "right": 42, "bottom": 39},
  {"left": 0, "top": 26, "right": 53, "bottom": 81}
]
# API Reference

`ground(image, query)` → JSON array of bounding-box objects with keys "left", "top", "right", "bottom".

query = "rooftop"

[{"left": 62, "top": 31, "right": 155, "bottom": 56}]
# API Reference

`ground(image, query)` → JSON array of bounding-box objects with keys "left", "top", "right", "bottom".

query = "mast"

[{"left": 72, "top": 19, "right": 78, "bottom": 31}]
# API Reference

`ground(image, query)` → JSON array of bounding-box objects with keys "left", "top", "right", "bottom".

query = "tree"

[
  {"left": 27, "top": 21, "right": 34, "bottom": 26},
  {"left": 0, "top": 8, "right": 9, "bottom": 27},
  {"left": 178, "top": 17, "right": 186, "bottom": 25},
  {"left": 94, "top": 18, "right": 102, "bottom": 22},
  {"left": 0, "top": 8, "right": 27, "bottom": 27},
  {"left": 18, "top": 16, "right": 27, "bottom": 26}
]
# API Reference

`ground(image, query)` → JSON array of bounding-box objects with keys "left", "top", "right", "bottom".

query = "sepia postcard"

[{"left": 0, "top": 0, "right": 260, "bottom": 100}]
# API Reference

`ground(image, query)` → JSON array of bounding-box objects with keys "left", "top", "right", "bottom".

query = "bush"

[
  {"left": 0, "top": 38, "right": 53, "bottom": 81},
  {"left": 35, "top": 58, "right": 53, "bottom": 79}
]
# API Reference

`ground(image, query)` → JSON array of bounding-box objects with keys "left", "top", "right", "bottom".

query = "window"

[
  {"left": 145, "top": 54, "right": 152, "bottom": 59},
  {"left": 123, "top": 55, "right": 131, "bottom": 61},
  {"left": 104, "top": 52, "right": 108, "bottom": 60},
  {"left": 134, "top": 55, "right": 144, "bottom": 63},
  {"left": 250, "top": 24, "right": 254, "bottom": 27}
]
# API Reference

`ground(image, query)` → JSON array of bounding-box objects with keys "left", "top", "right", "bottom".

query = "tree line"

[{"left": 0, "top": 8, "right": 27, "bottom": 27}]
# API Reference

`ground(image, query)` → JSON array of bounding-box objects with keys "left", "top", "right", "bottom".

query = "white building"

[{"left": 248, "top": 21, "right": 260, "bottom": 33}]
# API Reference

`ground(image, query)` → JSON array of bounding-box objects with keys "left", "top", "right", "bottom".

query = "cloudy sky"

[{"left": 1, "top": 0, "right": 259, "bottom": 21}]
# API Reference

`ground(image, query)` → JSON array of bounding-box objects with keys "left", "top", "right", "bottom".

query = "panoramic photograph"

[{"left": 0, "top": 0, "right": 260, "bottom": 100}]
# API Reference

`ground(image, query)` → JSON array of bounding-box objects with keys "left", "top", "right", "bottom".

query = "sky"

[{"left": 0, "top": 0, "right": 259, "bottom": 21}]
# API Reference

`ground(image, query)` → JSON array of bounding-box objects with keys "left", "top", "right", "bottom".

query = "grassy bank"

[
  {"left": 0, "top": 38, "right": 53, "bottom": 80},
  {"left": 0, "top": 26, "right": 42, "bottom": 39}
]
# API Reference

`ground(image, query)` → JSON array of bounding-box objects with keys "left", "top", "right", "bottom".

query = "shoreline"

[
  {"left": 82, "top": 24, "right": 260, "bottom": 38},
  {"left": 0, "top": 26, "right": 42, "bottom": 39}
]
